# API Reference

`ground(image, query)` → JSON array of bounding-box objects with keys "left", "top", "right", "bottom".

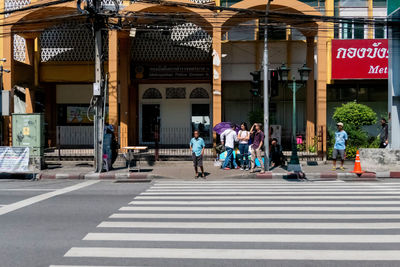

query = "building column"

[
  {"left": 212, "top": 26, "right": 222, "bottom": 143},
  {"left": 24, "top": 37, "right": 35, "bottom": 113},
  {"left": 368, "top": 0, "right": 374, "bottom": 39},
  {"left": 108, "top": 30, "right": 119, "bottom": 136},
  {"left": 3, "top": 26, "right": 14, "bottom": 145},
  {"left": 306, "top": 36, "right": 315, "bottom": 151},
  {"left": 316, "top": 27, "right": 328, "bottom": 157},
  {"left": 119, "top": 36, "right": 130, "bottom": 148}
]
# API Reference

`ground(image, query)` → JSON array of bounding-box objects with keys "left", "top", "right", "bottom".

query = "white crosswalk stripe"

[{"left": 51, "top": 181, "right": 400, "bottom": 266}]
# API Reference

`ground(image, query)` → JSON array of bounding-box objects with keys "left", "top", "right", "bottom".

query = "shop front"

[
  {"left": 329, "top": 39, "right": 388, "bottom": 135},
  {"left": 130, "top": 23, "right": 213, "bottom": 147}
]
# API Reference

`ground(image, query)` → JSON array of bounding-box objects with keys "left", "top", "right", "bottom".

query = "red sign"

[{"left": 332, "top": 39, "right": 388, "bottom": 80}]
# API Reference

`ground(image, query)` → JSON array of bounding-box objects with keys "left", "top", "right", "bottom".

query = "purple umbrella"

[{"left": 213, "top": 122, "right": 240, "bottom": 135}]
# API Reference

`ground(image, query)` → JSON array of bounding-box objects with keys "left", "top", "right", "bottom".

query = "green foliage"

[
  {"left": 248, "top": 109, "right": 264, "bottom": 126},
  {"left": 329, "top": 102, "right": 378, "bottom": 159},
  {"left": 297, "top": 143, "right": 306, "bottom": 152},
  {"left": 308, "top": 136, "right": 318, "bottom": 153},
  {"left": 333, "top": 102, "right": 377, "bottom": 129}
]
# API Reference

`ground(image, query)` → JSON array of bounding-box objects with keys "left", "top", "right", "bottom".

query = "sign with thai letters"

[
  {"left": 0, "top": 147, "right": 29, "bottom": 173},
  {"left": 332, "top": 39, "right": 388, "bottom": 80}
]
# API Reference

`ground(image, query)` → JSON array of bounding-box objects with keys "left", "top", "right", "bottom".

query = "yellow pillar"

[
  {"left": 368, "top": 0, "right": 374, "bottom": 39},
  {"left": 108, "top": 30, "right": 119, "bottom": 134},
  {"left": 306, "top": 36, "right": 315, "bottom": 151},
  {"left": 0, "top": 0, "right": 4, "bottom": 60},
  {"left": 3, "top": 26, "right": 14, "bottom": 145},
  {"left": 25, "top": 37, "right": 35, "bottom": 113},
  {"left": 34, "top": 37, "right": 40, "bottom": 87},
  {"left": 212, "top": 25, "right": 222, "bottom": 141},
  {"left": 325, "top": 0, "right": 334, "bottom": 85},
  {"left": 316, "top": 27, "right": 328, "bottom": 157},
  {"left": 119, "top": 37, "right": 130, "bottom": 148}
]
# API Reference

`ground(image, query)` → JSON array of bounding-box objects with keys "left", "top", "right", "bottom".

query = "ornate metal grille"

[
  {"left": 5, "top": 0, "right": 30, "bottom": 13},
  {"left": 166, "top": 87, "right": 186, "bottom": 99},
  {"left": 190, "top": 87, "right": 209, "bottom": 99},
  {"left": 40, "top": 22, "right": 108, "bottom": 62},
  {"left": 187, "top": 0, "right": 213, "bottom": 4},
  {"left": 101, "top": 0, "right": 123, "bottom": 8},
  {"left": 5, "top": 0, "right": 31, "bottom": 62},
  {"left": 132, "top": 23, "right": 212, "bottom": 62},
  {"left": 13, "top": 35, "right": 26, "bottom": 62},
  {"left": 143, "top": 88, "right": 162, "bottom": 99}
]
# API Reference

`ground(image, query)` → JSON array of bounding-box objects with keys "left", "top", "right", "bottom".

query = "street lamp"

[{"left": 278, "top": 63, "right": 311, "bottom": 172}]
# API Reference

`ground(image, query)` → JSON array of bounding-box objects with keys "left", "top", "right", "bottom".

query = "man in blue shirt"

[
  {"left": 332, "top": 122, "right": 348, "bottom": 171},
  {"left": 190, "top": 130, "right": 206, "bottom": 178}
]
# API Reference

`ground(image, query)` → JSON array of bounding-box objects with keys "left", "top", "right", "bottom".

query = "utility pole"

[
  {"left": 93, "top": 0, "right": 105, "bottom": 173},
  {"left": 78, "top": 0, "right": 106, "bottom": 172},
  {"left": 263, "top": 0, "right": 273, "bottom": 172}
]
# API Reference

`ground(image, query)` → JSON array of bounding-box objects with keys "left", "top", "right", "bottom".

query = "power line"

[{"left": 0, "top": 0, "right": 75, "bottom": 16}]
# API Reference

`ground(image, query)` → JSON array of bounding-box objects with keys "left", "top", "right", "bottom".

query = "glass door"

[
  {"left": 191, "top": 104, "right": 210, "bottom": 143},
  {"left": 142, "top": 104, "right": 160, "bottom": 143}
]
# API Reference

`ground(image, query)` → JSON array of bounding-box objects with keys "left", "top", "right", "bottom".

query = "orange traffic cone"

[{"left": 351, "top": 150, "right": 365, "bottom": 174}]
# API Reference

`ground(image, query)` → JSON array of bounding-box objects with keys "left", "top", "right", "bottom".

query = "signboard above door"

[
  {"left": 332, "top": 39, "right": 388, "bottom": 80},
  {"left": 134, "top": 64, "right": 211, "bottom": 80}
]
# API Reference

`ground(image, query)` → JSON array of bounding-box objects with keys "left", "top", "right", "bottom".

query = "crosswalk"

[{"left": 51, "top": 180, "right": 400, "bottom": 267}]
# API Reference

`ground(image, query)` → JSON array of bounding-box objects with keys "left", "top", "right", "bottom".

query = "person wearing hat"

[{"left": 332, "top": 122, "right": 348, "bottom": 171}]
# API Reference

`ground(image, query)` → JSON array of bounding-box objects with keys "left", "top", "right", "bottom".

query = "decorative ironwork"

[
  {"left": 166, "top": 87, "right": 186, "bottom": 99},
  {"left": 13, "top": 35, "right": 26, "bottom": 62},
  {"left": 5, "top": 0, "right": 30, "bottom": 13},
  {"left": 132, "top": 23, "right": 212, "bottom": 62},
  {"left": 143, "top": 88, "right": 162, "bottom": 99},
  {"left": 187, "top": 0, "right": 213, "bottom": 4},
  {"left": 6, "top": 0, "right": 31, "bottom": 62},
  {"left": 190, "top": 87, "right": 209, "bottom": 99},
  {"left": 40, "top": 22, "right": 108, "bottom": 62}
]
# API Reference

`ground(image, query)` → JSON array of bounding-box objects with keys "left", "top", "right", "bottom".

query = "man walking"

[
  {"left": 249, "top": 123, "right": 265, "bottom": 174},
  {"left": 190, "top": 130, "right": 205, "bottom": 178},
  {"left": 221, "top": 123, "right": 238, "bottom": 170},
  {"left": 379, "top": 118, "right": 389, "bottom": 148},
  {"left": 332, "top": 122, "right": 348, "bottom": 171}
]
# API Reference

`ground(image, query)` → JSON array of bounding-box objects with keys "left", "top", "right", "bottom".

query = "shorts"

[
  {"left": 332, "top": 149, "right": 345, "bottom": 160},
  {"left": 192, "top": 153, "right": 203, "bottom": 167}
]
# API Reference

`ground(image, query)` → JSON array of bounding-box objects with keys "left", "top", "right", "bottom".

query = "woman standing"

[{"left": 238, "top": 122, "right": 250, "bottom": 170}]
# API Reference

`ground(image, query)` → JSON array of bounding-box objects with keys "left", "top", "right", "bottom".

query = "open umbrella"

[{"left": 213, "top": 122, "right": 239, "bottom": 135}]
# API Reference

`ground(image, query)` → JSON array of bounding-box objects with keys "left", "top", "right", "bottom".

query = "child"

[{"left": 190, "top": 130, "right": 206, "bottom": 178}]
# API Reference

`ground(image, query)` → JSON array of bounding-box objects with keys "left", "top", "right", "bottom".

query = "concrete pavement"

[{"left": 37, "top": 160, "right": 400, "bottom": 180}]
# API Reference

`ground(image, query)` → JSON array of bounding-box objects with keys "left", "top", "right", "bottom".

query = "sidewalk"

[{"left": 38, "top": 160, "right": 400, "bottom": 180}]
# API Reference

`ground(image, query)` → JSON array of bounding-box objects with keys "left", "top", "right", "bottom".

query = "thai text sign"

[
  {"left": 0, "top": 147, "right": 29, "bottom": 173},
  {"left": 332, "top": 39, "right": 388, "bottom": 80}
]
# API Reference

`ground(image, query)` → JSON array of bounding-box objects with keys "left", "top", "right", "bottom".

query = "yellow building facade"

[{"left": 2, "top": 0, "right": 380, "bottom": 155}]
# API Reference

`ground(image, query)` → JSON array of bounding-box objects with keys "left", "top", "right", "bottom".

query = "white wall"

[{"left": 139, "top": 84, "right": 211, "bottom": 144}]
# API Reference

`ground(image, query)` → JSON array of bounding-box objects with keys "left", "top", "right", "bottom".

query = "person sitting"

[{"left": 270, "top": 138, "right": 284, "bottom": 168}]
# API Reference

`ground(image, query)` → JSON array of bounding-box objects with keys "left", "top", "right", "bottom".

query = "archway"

[{"left": 218, "top": 0, "right": 327, "bottom": 153}]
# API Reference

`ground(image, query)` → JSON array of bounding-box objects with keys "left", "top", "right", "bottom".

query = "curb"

[
  {"left": 38, "top": 171, "right": 400, "bottom": 180},
  {"left": 40, "top": 173, "right": 151, "bottom": 180}
]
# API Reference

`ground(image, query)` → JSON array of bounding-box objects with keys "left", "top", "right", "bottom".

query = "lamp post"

[{"left": 278, "top": 63, "right": 311, "bottom": 172}]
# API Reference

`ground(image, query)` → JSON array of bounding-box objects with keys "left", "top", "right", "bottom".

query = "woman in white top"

[{"left": 238, "top": 122, "right": 250, "bottom": 170}]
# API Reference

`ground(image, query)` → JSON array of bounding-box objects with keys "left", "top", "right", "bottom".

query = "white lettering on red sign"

[
  {"left": 332, "top": 39, "right": 388, "bottom": 80},
  {"left": 336, "top": 42, "right": 389, "bottom": 60}
]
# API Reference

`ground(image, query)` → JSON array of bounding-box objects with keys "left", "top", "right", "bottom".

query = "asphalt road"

[{"left": 2, "top": 178, "right": 400, "bottom": 266}]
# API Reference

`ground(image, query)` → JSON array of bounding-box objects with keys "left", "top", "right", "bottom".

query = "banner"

[
  {"left": 332, "top": 39, "right": 388, "bottom": 80},
  {"left": 0, "top": 147, "right": 29, "bottom": 173}
]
